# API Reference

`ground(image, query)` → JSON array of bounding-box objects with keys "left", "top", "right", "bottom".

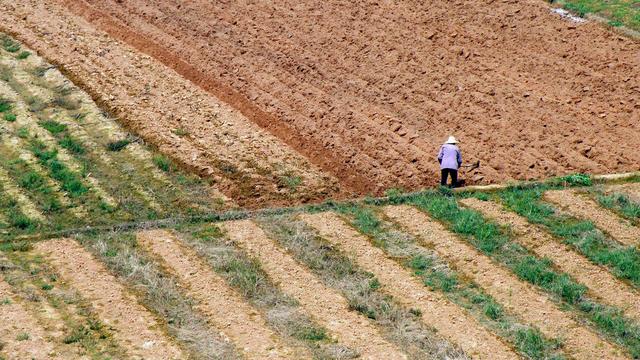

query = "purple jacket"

[{"left": 437, "top": 144, "right": 462, "bottom": 170}]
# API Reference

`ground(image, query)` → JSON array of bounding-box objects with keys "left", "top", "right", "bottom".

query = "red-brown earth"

[
  {"left": 5, "top": 0, "right": 640, "bottom": 200},
  {"left": 60, "top": 0, "right": 640, "bottom": 192}
]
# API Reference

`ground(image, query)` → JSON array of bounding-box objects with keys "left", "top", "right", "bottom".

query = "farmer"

[{"left": 437, "top": 136, "right": 462, "bottom": 188}]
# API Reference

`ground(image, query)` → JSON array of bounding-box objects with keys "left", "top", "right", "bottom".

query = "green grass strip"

[
  {"left": 594, "top": 190, "right": 640, "bottom": 221},
  {"left": 0, "top": 184, "right": 36, "bottom": 232},
  {"left": 552, "top": 0, "right": 640, "bottom": 31},
  {"left": 336, "top": 204, "right": 566, "bottom": 360},
  {"left": 410, "top": 191, "right": 640, "bottom": 358},
  {"left": 500, "top": 187, "right": 640, "bottom": 288},
  {"left": 29, "top": 139, "right": 88, "bottom": 198},
  {"left": 3, "top": 158, "right": 62, "bottom": 214}
]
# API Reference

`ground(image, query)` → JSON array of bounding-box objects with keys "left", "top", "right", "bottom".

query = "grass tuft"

[
  {"left": 0, "top": 98, "right": 11, "bottom": 112},
  {"left": 1, "top": 37, "right": 20, "bottom": 53},
  {"left": 16, "top": 51, "right": 30, "bottom": 60},
  {"left": 153, "top": 155, "right": 172, "bottom": 172},
  {"left": 59, "top": 135, "right": 85, "bottom": 155},
  {"left": 106, "top": 139, "right": 131, "bottom": 152},
  {"left": 39, "top": 120, "right": 67, "bottom": 135}
]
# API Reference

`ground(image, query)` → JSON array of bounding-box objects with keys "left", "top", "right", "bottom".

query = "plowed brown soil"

[
  {"left": 384, "top": 205, "right": 626, "bottom": 360},
  {"left": 33, "top": 0, "right": 640, "bottom": 193},
  {"left": 137, "top": 230, "right": 303, "bottom": 360},
  {"left": 461, "top": 197, "right": 640, "bottom": 321},
  {"left": 0, "top": 0, "right": 340, "bottom": 207},
  {"left": 300, "top": 212, "right": 517, "bottom": 360},
  {"left": 34, "top": 239, "right": 184, "bottom": 360},
  {"left": 223, "top": 220, "right": 406, "bottom": 359},
  {"left": 545, "top": 190, "right": 640, "bottom": 246},
  {"left": 0, "top": 279, "right": 57, "bottom": 359}
]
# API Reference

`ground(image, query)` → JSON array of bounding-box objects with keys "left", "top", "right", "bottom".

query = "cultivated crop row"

[
  {"left": 2, "top": 178, "right": 639, "bottom": 359},
  {"left": 0, "top": 37, "right": 228, "bottom": 238}
]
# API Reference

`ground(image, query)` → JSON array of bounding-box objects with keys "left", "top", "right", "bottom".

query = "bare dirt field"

[
  {"left": 12, "top": 0, "right": 635, "bottom": 196},
  {"left": 0, "top": 0, "right": 341, "bottom": 208}
]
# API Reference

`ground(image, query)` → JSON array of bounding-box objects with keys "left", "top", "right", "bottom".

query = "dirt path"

[
  {"left": 461, "top": 197, "right": 640, "bottom": 321},
  {"left": 544, "top": 190, "right": 640, "bottom": 246},
  {"left": 299, "top": 212, "right": 517, "bottom": 360},
  {"left": 0, "top": 0, "right": 340, "bottom": 207},
  {"left": 383, "top": 205, "right": 627, "bottom": 360},
  {"left": 34, "top": 238, "right": 184, "bottom": 359},
  {"left": 0, "top": 278, "right": 58, "bottom": 359},
  {"left": 223, "top": 220, "right": 406, "bottom": 359},
  {"left": 137, "top": 229, "right": 304, "bottom": 359}
]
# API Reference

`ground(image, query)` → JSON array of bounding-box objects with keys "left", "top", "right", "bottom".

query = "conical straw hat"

[{"left": 445, "top": 136, "right": 458, "bottom": 144}]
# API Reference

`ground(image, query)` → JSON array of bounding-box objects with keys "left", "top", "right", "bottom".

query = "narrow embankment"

[
  {"left": 137, "top": 229, "right": 304, "bottom": 359},
  {"left": 299, "top": 212, "right": 517, "bottom": 360},
  {"left": 384, "top": 205, "right": 626, "bottom": 360},
  {"left": 461, "top": 197, "right": 640, "bottom": 321},
  {"left": 222, "top": 220, "right": 405, "bottom": 359},
  {"left": 0, "top": 279, "right": 57, "bottom": 359},
  {"left": 545, "top": 190, "right": 640, "bottom": 246},
  {"left": 35, "top": 238, "right": 184, "bottom": 359}
]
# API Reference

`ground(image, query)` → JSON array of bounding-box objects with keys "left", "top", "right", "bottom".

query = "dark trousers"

[{"left": 440, "top": 169, "right": 458, "bottom": 188}]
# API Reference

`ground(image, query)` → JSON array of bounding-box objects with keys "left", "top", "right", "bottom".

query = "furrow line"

[
  {"left": 15, "top": 58, "right": 170, "bottom": 211},
  {"left": 223, "top": 219, "right": 406, "bottom": 359},
  {"left": 383, "top": 205, "right": 626, "bottom": 360},
  {"left": 0, "top": 277, "right": 58, "bottom": 359},
  {"left": 0, "top": 130, "right": 72, "bottom": 208},
  {"left": 137, "top": 229, "right": 305, "bottom": 359},
  {"left": 0, "top": 79, "right": 117, "bottom": 207},
  {"left": 34, "top": 238, "right": 184, "bottom": 359},
  {"left": 1, "top": 0, "right": 342, "bottom": 204},
  {"left": 299, "top": 212, "right": 517, "bottom": 360},
  {"left": 545, "top": 189, "right": 640, "bottom": 246},
  {"left": 17, "top": 53, "right": 233, "bottom": 208},
  {"left": 461, "top": 197, "right": 640, "bottom": 321}
]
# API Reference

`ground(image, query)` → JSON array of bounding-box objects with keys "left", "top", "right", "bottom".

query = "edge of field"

[{"left": 6, "top": 171, "right": 639, "bottom": 243}]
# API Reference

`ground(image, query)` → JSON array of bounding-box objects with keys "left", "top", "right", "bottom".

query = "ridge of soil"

[
  {"left": 461, "top": 197, "right": 640, "bottom": 321},
  {"left": 51, "top": 0, "right": 640, "bottom": 192},
  {"left": 223, "top": 220, "right": 406, "bottom": 359},
  {"left": 34, "top": 238, "right": 185, "bottom": 359},
  {"left": 544, "top": 190, "right": 640, "bottom": 246},
  {"left": 0, "top": 0, "right": 341, "bottom": 207},
  {"left": 137, "top": 229, "right": 304, "bottom": 360},
  {"left": 383, "top": 205, "right": 626, "bottom": 360},
  {"left": 0, "top": 279, "right": 57, "bottom": 359},
  {"left": 299, "top": 212, "right": 516, "bottom": 360}
]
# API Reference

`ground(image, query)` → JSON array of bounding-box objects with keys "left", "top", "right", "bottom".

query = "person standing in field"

[{"left": 438, "top": 136, "right": 462, "bottom": 188}]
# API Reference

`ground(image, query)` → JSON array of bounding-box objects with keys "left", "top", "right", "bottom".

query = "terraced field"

[
  {"left": 0, "top": 36, "right": 246, "bottom": 239},
  {"left": 2, "top": 172, "right": 640, "bottom": 359},
  {"left": 1, "top": 1, "right": 639, "bottom": 359}
]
